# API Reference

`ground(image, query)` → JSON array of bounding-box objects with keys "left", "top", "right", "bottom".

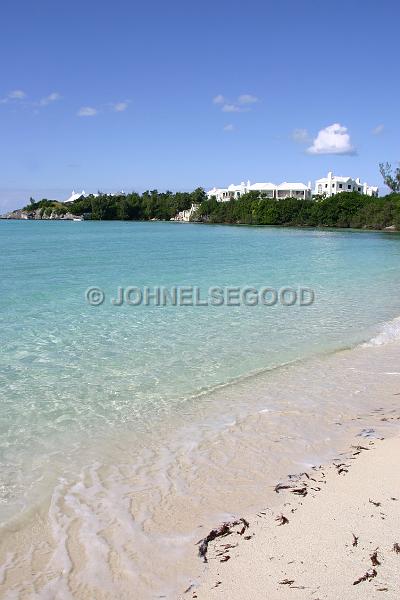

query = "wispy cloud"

[
  {"left": 292, "top": 128, "right": 310, "bottom": 143},
  {"left": 222, "top": 104, "right": 242, "bottom": 113},
  {"left": 238, "top": 94, "right": 258, "bottom": 105},
  {"left": 213, "top": 94, "right": 225, "bottom": 104},
  {"left": 372, "top": 124, "right": 384, "bottom": 135},
  {"left": 77, "top": 100, "right": 130, "bottom": 117},
  {"left": 38, "top": 92, "right": 61, "bottom": 106},
  {"left": 223, "top": 124, "right": 234, "bottom": 132},
  {"left": 112, "top": 101, "right": 129, "bottom": 112},
  {"left": 1, "top": 89, "right": 61, "bottom": 110},
  {"left": 77, "top": 106, "right": 98, "bottom": 117},
  {"left": 0, "top": 89, "right": 27, "bottom": 104},
  {"left": 307, "top": 123, "right": 356, "bottom": 155},
  {"left": 214, "top": 93, "right": 259, "bottom": 114}
]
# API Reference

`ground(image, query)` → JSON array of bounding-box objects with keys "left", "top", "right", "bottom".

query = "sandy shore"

[
  {"left": 187, "top": 433, "right": 400, "bottom": 600},
  {"left": 2, "top": 339, "right": 400, "bottom": 599}
]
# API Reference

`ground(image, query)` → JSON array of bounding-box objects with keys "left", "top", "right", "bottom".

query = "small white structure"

[
  {"left": 64, "top": 190, "right": 125, "bottom": 204},
  {"left": 64, "top": 190, "right": 87, "bottom": 203},
  {"left": 314, "top": 172, "right": 378, "bottom": 197},
  {"left": 207, "top": 180, "right": 312, "bottom": 201},
  {"left": 171, "top": 204, "right": 199, "bottom": 222}
]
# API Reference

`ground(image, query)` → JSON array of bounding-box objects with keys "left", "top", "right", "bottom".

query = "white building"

[
  {"left": 171, "top": 203, "right": 199, "bottom": 222},
  {"left": 248, "top": 182, "right": 277, "bottom": 198},
  {"left": 314, "top": 172, "right": 378, "bottom": 197},
  {"left": 276, "top": 182, "right": 312, "bottom": 200},
  {"left": 206, "top": 180, "right": 312, "bottom": 201},
  {"left": 64, "top": 190, "right": 125, "bottom": 203},
  {"left": 206, "top": 187, "right": 229, "bottom": 202},
  {"left": 206, "top": 181, "right": 250, "bottom": 201},
  {"left": 64, "top": 190, "right": 87, "bottom": 203}
]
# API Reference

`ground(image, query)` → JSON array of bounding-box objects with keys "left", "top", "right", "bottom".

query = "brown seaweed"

[
  {"left": 197, "top": 518, "right": 249, "bottom": 562},
  {"left": 353, "top": 569, "right": 377, "bottom": 585}
]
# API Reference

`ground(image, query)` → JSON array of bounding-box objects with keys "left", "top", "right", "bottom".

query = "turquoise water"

[{"left": 0, "top": 221, "right": 400, "bottom": 510}]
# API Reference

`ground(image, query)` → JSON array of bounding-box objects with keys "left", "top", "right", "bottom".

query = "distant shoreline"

[
  {"left": 1, "top": 217, "right": 399, "bottom": 234},
  {"left": 2, "top": 188, "right": 400, "bottom": 230}
]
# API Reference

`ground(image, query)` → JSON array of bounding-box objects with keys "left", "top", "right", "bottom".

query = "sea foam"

[{"left": 364, "top": 317, "right": 400, "bottom": 347}]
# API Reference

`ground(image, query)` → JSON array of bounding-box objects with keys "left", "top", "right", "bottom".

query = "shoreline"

[
  {"left": 187, "top": 433, "right": 400, "bottom": 599},
  {"left": 1, "top": 218, "right": 399, "bottom": 234},
  {"left": 1, "top": 336, "right": 400, "bottom": 598}
]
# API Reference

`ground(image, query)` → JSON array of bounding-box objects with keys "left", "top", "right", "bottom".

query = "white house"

[
  {"left": 206, "top": 180, "right": 312, "bottom": 201},
  {"left": 248, "top": 182, "right": 277, "bottom": 198},
  {"left": 276, "top": 182, "right": 312, "bottom": 200},
  {"left": 206, "top": 181, "right": 250, "bottom": 201},
  {"left": 206, "top": 187, "right": 229, "bottom": 202},
  {"left": 314, "top": 172, "right": 378, "bottom": 197}
]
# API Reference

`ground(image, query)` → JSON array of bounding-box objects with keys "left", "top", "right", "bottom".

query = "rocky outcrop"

[{"left": 0, "top": 209, "right": 78, "bottom": 220}]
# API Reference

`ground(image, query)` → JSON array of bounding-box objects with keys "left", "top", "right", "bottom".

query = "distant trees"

[
  {"left": 66, "top": 188, "right": 206, "bottom": 221},
  {"left": 194, "top": 191, "right": 400, "bottom": 230},
  {"left": 19, "top": 184, "right": 400, "bottom": 230},
  {"left": 379, "top": 162, "right": 400, "bottom": 193},
  {"left": 22, "top": 198, "right": 59, "bottom": 212}
]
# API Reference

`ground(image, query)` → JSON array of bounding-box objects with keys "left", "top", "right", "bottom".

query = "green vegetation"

[
  {"left": 194, "top": 191, "right": 400, "bottom": 230},
  {"left": 66, "top": 188, "right": 207, "bottom": 220},
  {"left": 379, "top": 162, "right": 400, "bottom": 193},
  {"left": 19, "top": 167, "right": 400, "bottom": 230},
  {"left": 21, "top": 190, "right": 400, "bottom": 229},
  {"left": 23, "top": 198, "right": 68, "bottom": 216}
]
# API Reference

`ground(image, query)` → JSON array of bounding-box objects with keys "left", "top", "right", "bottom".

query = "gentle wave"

[
  {"left": 363, "top": 316, "right": 400, "bottom": 347},
  {"left": 3, "top": 333, "right": 400, "bottom": 600}
]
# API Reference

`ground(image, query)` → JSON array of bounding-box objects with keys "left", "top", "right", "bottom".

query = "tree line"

[
  {"left": 195, "top": 163, "right": 400, "bottom": 229},
  {"left": 24, "top": 188, "right": 206, "bottom": 221},
  {"left": 22, "top": 162, "right": 400, "bottom": 230},
  {"left": 194, "top": 191, "right": 400, "bottom": 229}
]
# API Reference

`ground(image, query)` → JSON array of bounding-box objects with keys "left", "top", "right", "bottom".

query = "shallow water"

[{"left": 1, "top": 221, "right": 400, "bottom": 598}]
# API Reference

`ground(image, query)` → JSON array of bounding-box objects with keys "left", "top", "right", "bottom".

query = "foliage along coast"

[
  {"left": 2, "top": 163, "right": 400, "bottom": 230},
  {"left": 2, "top": 190, "right": 400, "bottom": 231}
]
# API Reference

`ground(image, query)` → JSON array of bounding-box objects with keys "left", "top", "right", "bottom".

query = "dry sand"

[{"left": 188, "top": 434, "right": 400, "bottom": 600}]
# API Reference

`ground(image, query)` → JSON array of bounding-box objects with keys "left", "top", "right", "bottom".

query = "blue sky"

[{"left": 0, "top": 0, "right": 398, "bottom": 211}]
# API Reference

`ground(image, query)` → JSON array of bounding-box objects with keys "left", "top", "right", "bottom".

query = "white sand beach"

[{"left": 191, "top": 434, "right": 400, "bottom": 599}]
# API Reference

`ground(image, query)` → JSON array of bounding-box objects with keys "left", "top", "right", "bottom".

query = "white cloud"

[
  {"left": 213, "top": 94, "right": 225, "bottom": 104},
  {"left": 222, "top": 103, "right": 241, "bottom": 113},
  {"left": 238, "top": 94, "right": 258, "bottom": 105},
  {"left": 77, "top": 106, "right": 98, "bottom": 117},
  {"left": 292, "top": 128, "right": 310, "bottom": 143},
  {"left": 39, "top": 92, "right": 61, "bottom": 106},
  {"left": 372, "top": 124, "right": 384, "bottom": 135},
  {"left": 223, "top": 124, "right": 234, "bottom": 132},
  {"left": 214, "top": 94, "right": 259, "bottom": 114},
  {"left": 307, "top": 123, "right": 356, "bottom": 155},
  {"left": 112, "top": 101, "right": 129, "bottom": 112},
  {"left": 0, "top": 89, "right": 27, "bottom": 103}
]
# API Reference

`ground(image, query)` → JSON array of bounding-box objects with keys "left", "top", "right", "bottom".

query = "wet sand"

[{"left": 1, "top": 339, "right": 400, "bottom": 599}]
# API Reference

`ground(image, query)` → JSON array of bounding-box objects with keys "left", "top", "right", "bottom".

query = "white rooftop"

[
  {"left": 277, "top": 182, "right": 310, "bottom": 190},
  {"left": 248, "top": 182, "right": 277, "bottom": 190},
  {"left": 64, "top": 190, "right": 86, "bottom": 203}
]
